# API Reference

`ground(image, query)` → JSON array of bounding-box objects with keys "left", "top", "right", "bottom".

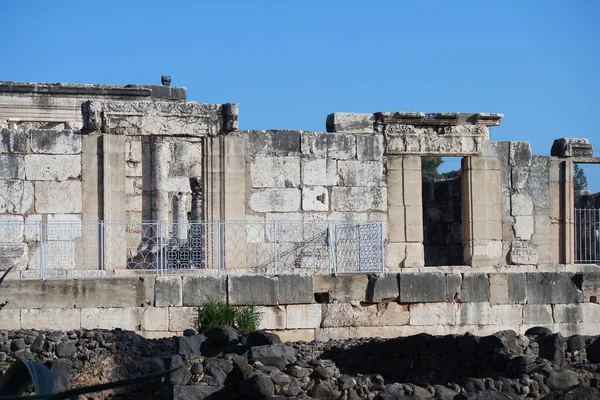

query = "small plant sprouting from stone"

[{"left": 197, "top": 300, "right": 262, "bottom": 331}]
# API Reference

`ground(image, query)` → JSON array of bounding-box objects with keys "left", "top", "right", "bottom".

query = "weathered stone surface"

[
  {"left": 410, "top": 302, "right": 456, "bottom": 326},
  {"left": 251, "top": 156, "right": 300, "bottom": 188},
  {"left": 400, "top": 273, "right": 446, "bottom": 303},
  {"left": 21, "top": 308, "right": 81, "bottom": 331},
  {"left": 0, "top": 155, "right": 24, "bottom": 179},
  {"left": 155, "top": 277, "right": 183, "bottom": 307},
  {"left": 182, "top": 276, "right": 226, "bottom": 306},
  {"left": 511, "top": 193, "right": 533, "bottom": 216},
  {"left": 357, "top": 134, "right": 385, "bottom": 160},
  {"left": 326, "top": 112, "right": 375, "bottom": 133},
  {"left": 249, "top": 189, "right": 301, "bottom": 213},
  {"left": 83, "top": 99, "right": 233, "bottom": 136},
  {"left": 25, "top": 155, "right": 81, "bottom": 180},
  {"left": 259, "top": 306, "right": 286, "bottom": 330},
  {"left": 314, "top": 275, "right": 368, "bottom": 302},
  {"left": 244, "top": 130, "right": 301, "bottom": 156},
  {"left": 278, "top": 274, "right": 314, "bottom": 304},
  {"left": 526, "top": 273, "right": 583, "bottom": 304},
  {"left": 322, "top": 303, "right": 409, "bottom": 327},
  {"left": 374, "top": 112, "right": 503, "bottom": 127},
  {"left": 338, "top": 160, "right": 385, "bottom": 187},
  {"left": 551, "top": 138, "right": 593, "bottom": 157},
  {"left": 286, "top": 304, "right": 322, "bottom": 329},
  {"left": 34, "top": 181, "right": 81, "bottom": 213},
  {"left": 229, "top": 275, "right": 278, "bottom": 305},
  {"left": 0, "top": 277, "right": 155, "bottom": 309},
  {"left": 0, "top": 215, "right": 24, "bottom": 243},
  {"left": 331, "top": 187, "right": 386, "bottom": 212},
  {"left": 0, "top": 243, "right": 28, "bottom": 271},
  {"left": 523, "top": 305, "right": 553, "bottom": 324},
  {"left": 509, "top": 141, "right": 532, "bottom": 167},
  {"left": 0, "top": 180, "right": 33, "bottom": 214},
  {"left": 30, "top": 130, "right": 82, "bottom": 154},
  {"left": 513, "top": 216, "right": 534, "bottom": 240},
  {"left": 366, "top": 274, "right": 399, "bottom": 303},
  {"left": 81, "top": 308, "right": 142, "bottom": 330},
  {"left": 301, "top": 158, "right": 337, "bottom": 186},
  {"left": 302, "top": 132, "right": 356, "bottom": 160},
  {"left": 460, "top": 274, "right": 490, "bottom": 302},
  {"left": 0, "top": 129, "right": 28, "bottom": 154},
  {"left": 509, "top": 241, "right": 538, "bottom": 265},
  {"left": 301, "top": 186, "right": 328, "bottom": 211},
  {"left": 386, "top": 125, "right": 489, "bottom": 156},
  {"left": 508, "top": 273, "right": 527, "bottom": 304}
]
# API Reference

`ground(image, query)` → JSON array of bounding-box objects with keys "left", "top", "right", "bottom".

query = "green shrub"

[{"left": 197, "top": 300, "right": 261, "bottom": 331}]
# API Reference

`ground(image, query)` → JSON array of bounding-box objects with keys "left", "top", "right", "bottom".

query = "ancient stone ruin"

[{"left": 0, "top": 79, "right": 599, "bottom": 340}]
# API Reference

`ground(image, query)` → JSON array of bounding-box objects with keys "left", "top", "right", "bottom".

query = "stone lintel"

[
  {"left": 82, "top": 99, "right": 238, "bottom": 137},
  {"left": 0, "top": 81, "right": 152, "bottom": 98},
  {"left": 375, "top": 112, "right": 503, "bottom": 127},
  {"left": 551, "top": 138, "right": 594, "bottom": 158}
]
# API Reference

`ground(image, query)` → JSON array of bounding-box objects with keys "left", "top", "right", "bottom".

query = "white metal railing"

[
  {"left": 0, "top": 220, "right": 384, "bottom": 279},
  {"left": 575, "top": 208, "right": 600, "bottom": 264}
]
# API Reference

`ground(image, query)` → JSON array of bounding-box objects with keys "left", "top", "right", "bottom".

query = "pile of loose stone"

[{"left": 3, "top": 327, "right": 600, "bottom": 399}]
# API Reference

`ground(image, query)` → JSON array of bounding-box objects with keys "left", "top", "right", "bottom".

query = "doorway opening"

[
  {"left": 422, "top": 156, "right": 464, "bottom": 266},
  {"left": 574, "top": 162, "right": 600, "bottom": 264}
]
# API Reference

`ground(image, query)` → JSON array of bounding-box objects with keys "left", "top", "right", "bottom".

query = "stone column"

[
  {"left": 549, "top": 158, "right": 575, "bottom": 264},
  {"left": 101, "top": 134, "right": 127, "bottom": 272},
  {"left": 386, "top": 155, "right": 424, "bottom": 268},
  {"left": 173, "top": 192, "right": 188, "bottom": 241},
  {"left": 150, "top": 137, "right": 170, "bottom": 231},
  {"left": 461, "top": 156, "right": 502, "bottom": 267}
]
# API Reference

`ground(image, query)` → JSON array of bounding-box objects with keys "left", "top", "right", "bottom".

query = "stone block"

[
  {"left": 0, "top": 155, "right": 24, "bottom": 179},
  {"left": 34, "top": 181, "right": 81, "bottom": 213},
  {"left": 460, "top": 274, "right": 490, "bottom": 302},
  {"left": 0, "top": 129, "right": 28, "bottom": 154},
  {"left": 21, "top": 308, "right": 81, "bottom": 330},
  {"left": 25, "top": 155, "right": 81, "bottom": 181},
  {"left": 0, "top": 277, "right": 155, "bottom": 309},
  {"left": 46, "top": 214, "right": 82, "bottom": 240},
  {"left": 326, "top": 112, "right": 374, "bottom": 133},
  {"left": 551, "top": 138, "right": 593, "bottom": 157},
  {"left": 314, "top": 275, "right": 368, "bottom": 302},
  {"left": 511, "top": 193, "right": 533, "bottom": 216},
  {"left": 509, "top": 141, "right": 532, "bottom": 167},
  {"left": 0, "top": 180, "right": 33, "bottom": 214},
  {"left": 509, "top": 241, "right": 538, "bottom": 265},
  {"left": 456, "top": 302, "right": 496, "bottom": 325},
  {"left": 169, "top": 307, "right": 198, "bottom": 332},
  {"left": 245, "top": 130, "right": 301, "bottom": 157},
  {"left": 30, "top": 130, "right": 82, "bottom": 154},
  {"left": 513, "top": 216, "right": 534, "bottom": 240},
  {"left": 0, "top": 243, "right": 30, "bottom": 271},
  {"left": 228, "top": 275, "right": 279, "bottom": 305},
  {"left": 0, "top": 309, "right": 21, "bottom": 329},
  {"left": 526, "top": 273, "right": 583, "bottom": 304},
  {"left": 269, "top": 329, "right": 315, "bottom": 342},
  {"left": 385, "top": 242, "right": 406, "bottom": 270},
  {"left": 523, "top": 305, "right": 553, "bottom": 324},
  {"left": 286, "top": 304, "right": 322, "bottom": 329},
  {"left": 251, "top": 156, "right": 300, "bottom": 188},
  {"left": 182, "top": 276, "right": 226, "bottom": 306},
  {"left": 331, "top": 187, "right": 387, "bottom": 212},
  {"left": 140, "top": 307, "right": 169, "bottom": 331},
  {"left": 366, "top": 274, "right": 400, "bottom": 302},
  {"left": 315, "top": 327, "right": 352, "bottom": 341},
  {"left": 402, "top": 243, "right": 425, "bottom": 267},
  {"left": 356, "top": 134, "right": 384, "bottom": 160},
  {"left": 322, "top": 303, "right": 409, "bottom": 327},
  {"left": 337, "top": 160, "right": 385, "bottom": 187},
  {"left": 302, "top": 132, "right": 356, "bottom": 160},
  {"left": 400, "top": 272, "right": 446, "bottom": 303},
  {"left": 301, "top": 158, "right": 337, "bottom": 186},
  {"left": 302, "top": 186, "right": 328, "bottom": 211},
  {"left": 410, "top": 303, "right": 456, "bottom": 326},
  {"left": 278, "top": 274, "right": 314, "bottom": 304},
  {"left": 259, "top": 306, "right": 286, "bottom": 330},
  {"left": 508, "top": 273, "right": 527, "bottom": 303},
  {"left": 583, "top": 273, "right": 600, "bottom": 303},
  {"left": 491, "top": 304, "right": 523, "bottom": 326},
  {"left": 249, "top": 189, "right": 301, "bottom": 213},
  {"left": 446, "top": 273, "right": 462, "bottom": 302},
  {"left": 142, "top": 331, "right": 173, "bottom": 339},
  {"left": 489, "top": 274, "right": 508, "bottom": 304},
  {"left": 81, "top": 307, "right": 142, "bottom": 330},
  {"left": 156, "top": 276, "right": 183, "bottom": 307}
]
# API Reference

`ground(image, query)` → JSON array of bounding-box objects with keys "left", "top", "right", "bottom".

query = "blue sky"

[{"left": 1, "top": 0, "right": 599, "bottom": 191}]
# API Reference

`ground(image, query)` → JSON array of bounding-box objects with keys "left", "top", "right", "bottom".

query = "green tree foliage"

[
  {"left": 421, "top": 157, "right": 444, "bottom": 181},
  {"left": 574, "top": 164, "right": 588, "bottom": 191}
]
